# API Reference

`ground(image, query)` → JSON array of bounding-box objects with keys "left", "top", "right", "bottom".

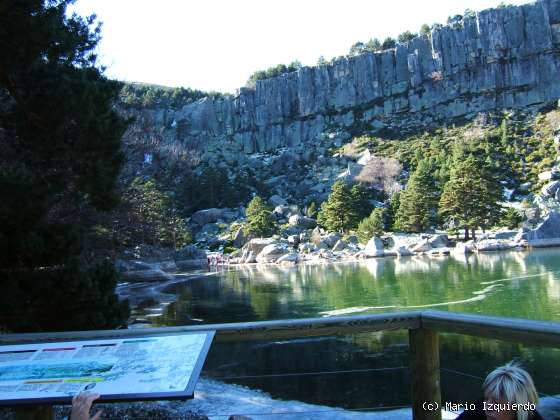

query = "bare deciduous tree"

[{"left": 355, "top": 156, "right": 403, "bottom": 193}]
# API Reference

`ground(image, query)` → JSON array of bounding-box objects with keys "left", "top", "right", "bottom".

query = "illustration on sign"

[{"left": 0, "top": 333, "right": 214, "bottom": 403}]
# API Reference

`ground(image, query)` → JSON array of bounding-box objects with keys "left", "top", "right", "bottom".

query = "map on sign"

[{"left": 0, "top": 332, "right": 214, "bottom": 405}]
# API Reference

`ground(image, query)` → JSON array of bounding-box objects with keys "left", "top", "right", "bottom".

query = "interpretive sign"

[{"left": 0, "top": 331, "right": 215, "bottom": 406}]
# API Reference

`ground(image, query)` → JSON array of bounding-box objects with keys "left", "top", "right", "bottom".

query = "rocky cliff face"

[{"left": 122, "top": 0, "right": 560, "bottom": 163}]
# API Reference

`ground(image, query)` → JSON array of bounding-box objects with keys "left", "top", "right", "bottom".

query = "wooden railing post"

[
  {"left": 15, "top": 406, "right": 54, "bottom": 420},
  {"left": 409, "top": 328, "right": 441, "bottom": 420}
]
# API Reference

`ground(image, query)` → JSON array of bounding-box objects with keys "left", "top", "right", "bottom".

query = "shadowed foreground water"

[{"left": 130, "top": 249, "right": 560, "bottom": 410}]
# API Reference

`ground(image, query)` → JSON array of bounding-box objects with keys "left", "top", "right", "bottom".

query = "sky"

[{"left": 69, "top": 0, "right": 530, "bottom": 94}]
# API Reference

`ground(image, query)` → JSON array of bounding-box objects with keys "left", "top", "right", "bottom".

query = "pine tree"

[
  {"left": 439, "top": 155, "right": 503, "bottom": 239},
  {"left": 501, "top": 207, "right": 523, "bottom": 229},
  {"left": 350, "top": 183, "right": 374, "bottom": 226},
  {"left": 394, "top": 160, "right": 439, "bottom": 233},
  {"left": 0, "top": 0, "right": 130, "bottom": 331},
  {"left": 357, "top": 208, "right": 385, "bottom": 244},
  {"left": 245, "top": 196, "right": 276, "bottom": 237},
  {"left": 385, "top": 192, "right": 401, "bottom": 231},
  {"left": 317, "top": 181, "right": 357, "bottom": 232},
  {"left": 120, "top": 178, "right": 191, "bottom": 248}
]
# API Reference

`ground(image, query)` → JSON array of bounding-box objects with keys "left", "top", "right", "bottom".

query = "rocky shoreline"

[{"left": 116, "top": 212, "right": 560, "bottom": 286}]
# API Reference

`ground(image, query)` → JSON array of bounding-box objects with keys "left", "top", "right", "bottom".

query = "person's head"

[{"left": 482, "top": 362, "right": 538, "bottom": 420}]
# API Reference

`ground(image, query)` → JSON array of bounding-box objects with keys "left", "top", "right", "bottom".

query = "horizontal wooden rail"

[
  {"left": 0, "top": 311, "right": 422, "bottom": 344},
  {"left": 421, "top": 310, "right": 560, "bottom": 347},
  {"left": 2, "top": 311, "right": 560, "bottom": 346}
]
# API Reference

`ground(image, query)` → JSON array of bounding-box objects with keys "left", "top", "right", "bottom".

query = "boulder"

[
  {"left": 239, "top": 238, "right": 277, "bottom": 263},
  {"left": 428, "top": 234, "right": 449, "bottom": 248},
  {"left": 383, "top": 249, "right": 398, "bottom": 257},
  {"left": 282, "top": 225, "right": 304, "bottom": 237},
  {"left": 364, "top": 237, "right": 384, "bottom": 257},
  {"left": 256, "top": 244, "right": 289, "bottom": 263},
  {"left": 541, "top": 181, "right": 560, "bottom": 198},
  {"left": 273, "top": 205, "right": 300, "bottom": 219},
  {"left": 288, "top": 214, "right": 317, "bottom": 229},
  {"left": 395, "top": 246, "right": 413, "bottom": 257},
  {"left": 475, "top": 239, "right": 515, "bottom": 252},
  {"left": 232, "top": 227, "right": 247, "bottom": 248},
  {"left": 191, "top": 208, "right": 235, "bottom": 226},
  {"left": 428, "top": 247, "right": 451, "bottom": 256},
  {"left": 332, "top": 240, "right": 347, "bottom": 252},
  {"left": 298, "top": 242, "right": 316, "bottom": 253},
  {"left": 276, "top": 252, "right": 299, "bottom": 264},
  {"left": 515, "top": 211, "right": 560, "bottom": 247},
  {"left": 242, "top": 238, "right": 277, "bottom": 254},
  {"left": 411, "top": 240, "right": 432, "bottom": 253},
  {"left": 241, "top": 250, "right": 256, "bottom": 264},
  {"left": 323, "top": 232, "right": 341, "bottom": 248},
  {"left": 269, "top": 195, "right": 288, "bottom": 207}
]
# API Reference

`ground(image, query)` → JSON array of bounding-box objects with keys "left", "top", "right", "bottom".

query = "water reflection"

[{"left": 136, "top": 249, "right": 560, "bottom": 410}]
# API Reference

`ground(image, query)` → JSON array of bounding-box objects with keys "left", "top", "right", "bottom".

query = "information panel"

[{"left": 0, "top": 331, "right": 215, "bottom": 406}]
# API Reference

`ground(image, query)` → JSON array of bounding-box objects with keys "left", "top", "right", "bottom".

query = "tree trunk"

[
  {"left": 471, "top": 229, "right": 476, "bottom": 240},
  {"left": 464, "top": 228, "right": 469, "bottom": 240}
]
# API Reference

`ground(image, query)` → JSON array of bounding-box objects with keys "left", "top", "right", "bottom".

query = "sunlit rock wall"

[{"left": 124, "top": 0, "right": 560, "bottom": 159}]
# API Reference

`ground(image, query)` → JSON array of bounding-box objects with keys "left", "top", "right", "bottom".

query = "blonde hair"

[{"left": 483, "top": 362, "right": 539, "bottom": 420}]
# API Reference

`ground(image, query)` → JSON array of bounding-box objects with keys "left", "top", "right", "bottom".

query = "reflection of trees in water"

[
  {"left": 143, "top": 250, "right": 560, "bottom": 408},
  {"left": 154, "top": 249, "right": 559, "bottom": 326}
]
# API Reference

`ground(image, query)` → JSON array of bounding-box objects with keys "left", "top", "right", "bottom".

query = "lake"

[{"left": 121, "top": 248, "right": 560, "bottom": 413}]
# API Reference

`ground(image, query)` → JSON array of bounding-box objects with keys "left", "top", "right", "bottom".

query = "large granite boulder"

[
  {"left": 323, "top": 232, "right": 341, "bottom": 248},
  {"left": 411, "top": 240, "right": 432, "bottom": 253},
  {"left": 332, "top": 240, "right": 347, "bottom": 252},
  {"left": 475, "top": 239, "right": 515, "bottom": 252},
  {"left": 364, "top": 237, "right": 384, "bottom": 257},
  {"left": 256, "top": 243, "right": 290, "bottom": 263},
  {"left": 298, "top": 242, "right": 316, "bottom": 253},
  {"left": 395, "top": 246, "right": 414, "bottom": 257},
  {"left": 240, "top": 238, "right": 277, "bottom": 263},
  {"left": 541, "top": 181, "right": 560, "bottom": 198},
  {"left": 232, "top": 227, "right": 247, "bottom": 248},
  {"left": 428, "top": 234, "right": 450, "bottom": 248},
  {"left": 190, "top": 208, "right": 236, "bottom": 226},
  {"left": 276, "top": 252, "right": 299, "bottom": 264},
  {"left": 288, "top": 214, "right": 317, "bottom": 229},
  {"left": 515, "top": 211, "right": 560, "bottom": 247}
]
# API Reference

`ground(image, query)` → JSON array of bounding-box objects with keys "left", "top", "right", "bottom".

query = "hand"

[{"left": 70, "top": 392, "right": 103, "bottom": 420}]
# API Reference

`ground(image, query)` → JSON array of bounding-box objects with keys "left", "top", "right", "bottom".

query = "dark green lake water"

[{"left": 147, "top": 249, "right": 560, "bottom": 410}]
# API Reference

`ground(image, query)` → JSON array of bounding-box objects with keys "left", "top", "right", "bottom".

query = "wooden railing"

[{"left": 2, "top": 310, "right": 560, "bottom": 420}]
